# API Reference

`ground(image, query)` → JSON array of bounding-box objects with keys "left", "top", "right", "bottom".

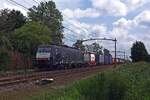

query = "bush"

[
  {"left": 0, "top": 49, "right": 11, "bottom": 71},
  {"left": 30, "top": 62, "right": 150, "bottom": 100}
]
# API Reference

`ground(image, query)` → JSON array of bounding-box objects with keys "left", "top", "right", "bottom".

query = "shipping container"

[
  {"left": 99, "top": 55, "right": 105, "bottom": 64},
  {"left": 95, "top": 54, "right": 105, "bottom": 65},
  {"left": 104, "top": 55, "right": 113, "bottom": 64},
  {"left": 83, "top": 52, "right": 96, "bottom": 65}
]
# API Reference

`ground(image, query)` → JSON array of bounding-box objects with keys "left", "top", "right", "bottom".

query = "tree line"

[
  {"left": 0, "top": 1, "right": 63, "bottom": 55},
  {"left": 73, "top": 40, "right": 111, "bottom": 55},
  {"left": 73, "top": 40, "right": 150, "bottom": 62},
  {"left": 0, "top": 1, "right": 63, "bottom": 70}
]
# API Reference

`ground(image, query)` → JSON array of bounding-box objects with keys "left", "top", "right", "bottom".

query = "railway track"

[{"left": 0, "top": 65, "right": 114, "bottom": 87}]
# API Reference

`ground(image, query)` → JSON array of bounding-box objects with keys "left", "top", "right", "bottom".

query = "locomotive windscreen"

[
  {"left": 37, "top": 47, "right": 51, "bottom": 53},
  {"left": 36, "top": 46, "right": 51, "bottom": 60}
]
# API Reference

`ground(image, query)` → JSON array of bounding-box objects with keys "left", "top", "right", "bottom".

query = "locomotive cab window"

[{"left": 38, "top": 47, "right": 51, "bottom": 53}]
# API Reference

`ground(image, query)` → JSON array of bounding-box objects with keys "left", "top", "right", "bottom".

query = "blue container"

[
  {"left": 109, "top": 55, "right": 113, "bottom": 64},
  {"left": 99, "top": 55, "right": 105, "bottom": 64},
  {"left": 104, "top": 55, "right": 108, "bottom": 64},
  {"left": 104, "top": 55, "right": 113, "bottom": 64}
]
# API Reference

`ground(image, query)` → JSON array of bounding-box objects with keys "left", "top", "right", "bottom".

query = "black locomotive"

[{"left": 35, "top": 45, "right": 84, "bottom": 69}]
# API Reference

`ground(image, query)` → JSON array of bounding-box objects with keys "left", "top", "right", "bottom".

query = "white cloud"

[
  {"left": 0, "top": 0, "right": 5, "bottom": 9},
  {"left": 110, "top": 10, "right": 150, "bottom": 55},
  {"left": 113, "top": 10, "right": 150, "bottom": 29},
  {"left": 62, "top": 8, "right": 101, "bottom": 19},
  {"left": 91, "top": 0, "right": 128, "bottom": 16},
  {"left": 113, "top": 18, "right": 135, "bottom": 29},
  {"left": 110, "top": 27, "right": 128, "bottom": 39},
  {"left": 63, "top": 19, "right": 108, "bottom": 43},
  {"left": 91, "top": 0, "right": 149, "bottom": 16},
  {"left": 64, "top": 9, "right": 150, "bottom": 55},
  {"left": 134, "top": 10, "right": 150, "bottom": 27},
  {"left": 125, "top": 0, "right": 149, "bottom": 11},
  {"left": 53, "top": 0, "right": 83, "bottom": 9}
]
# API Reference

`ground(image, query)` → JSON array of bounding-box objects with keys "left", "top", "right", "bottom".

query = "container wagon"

[
  {"left": 96, "top": 54, "right": 113, "bottom": 65},
  {"left": 104, "top": 55, "right": 113, "bottom": 64},
  {"left": 83, "top": 52, "right": 96, "bottom": 66},
  {"left": 95, "top": 54, "right": 104, "bottom": 65}
]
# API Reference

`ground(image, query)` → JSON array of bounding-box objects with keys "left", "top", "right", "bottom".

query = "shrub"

[
  {"left": 106, "top": 73, "right": 129, "bottom": 100},
  {"left": 30, "top": 62, "right": 150, "bottom": 100},
  {"left": 0, "top": 49, "right": 11, "bottom": 71}
]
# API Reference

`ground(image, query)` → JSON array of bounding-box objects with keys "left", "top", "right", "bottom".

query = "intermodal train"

[{"left": 34, "top": 45, "right": 117, "bottom": 69}]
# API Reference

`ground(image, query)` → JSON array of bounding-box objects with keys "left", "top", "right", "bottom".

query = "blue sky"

[{"left": 0, "top": 0, "right": 150, "bottom": 57}]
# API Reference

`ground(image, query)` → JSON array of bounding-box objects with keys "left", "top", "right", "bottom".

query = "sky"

[{"left": 0, "top": 0, "right": 150, "bottom": 58}]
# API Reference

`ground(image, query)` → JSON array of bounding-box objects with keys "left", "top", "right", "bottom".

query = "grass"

[
  {"left": 1, "top": 62, "right": 150, "bottom": 100},
  {"left": 29, "top": 62, "right": 150, "bottom": 100}
]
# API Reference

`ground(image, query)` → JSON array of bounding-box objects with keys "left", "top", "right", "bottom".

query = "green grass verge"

[{"left": 30, "top": 62, "right": 150, "bottom": 100}]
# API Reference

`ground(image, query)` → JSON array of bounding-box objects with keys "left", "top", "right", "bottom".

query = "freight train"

[{"left": 34, "top": 45, "right": 117, "bottom": 69}]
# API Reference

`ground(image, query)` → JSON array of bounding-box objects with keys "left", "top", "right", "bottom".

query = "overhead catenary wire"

[
  {"left": 63, "top": 27, "right": 81, "bottom": 36},
  {"left": 6, "top": 0, "right": 89, "bottom": 42},
  {"left": 31, "top": 0, "right": 40, "bottom": 5},
  {"left": 6, "top": 0, "right": 29, "bottom": 11},
  {"left": 6, "top": 0, "right": 89, "bottom": 35},
  {"left": 63, "top": 22, "right": 87, "bottom": 39},
  {"left": 6, "top": 0, "right": 98, "bottom": 41},
  {"left": 21, "top": 0, "right": 32, "bottom": 6},
  {"left": 63, "top": 21, "right": 88, "bottom": 35},
  {"left": 63, "top": 15, "right": 89, "bottom": 33}
]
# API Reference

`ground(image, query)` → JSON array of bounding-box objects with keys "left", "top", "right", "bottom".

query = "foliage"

[
  {"left": 131, "top": 41, "right": 149, "bottom": 62},
  {"left": 28, "top": 1, "right": 63, "bottom": 45},
  {"left": 73, "top": 40, "right": 85, "bottom": 51},
  {"left": 0, "top": 33, "right": 12, "bottom": 50},
  {"left": 92, "top": 42, "right": 103, "bottom": 54},
  {"left": 104, "top": 48, "right": 110, "bottom": 55},
  {"left": 11, "top": 21, "right": 51, "bottom": 56},
  {"left": 146, "top": 55, "right": 150, "bottom": 62},
  {"left": 0, "top": 9, "right": 26, "bottom": 34},
  {"left": 30, "top": 62, "right": 150, "bottom": 100},
  {"left": 0, "top": 9, "right": 25, "bottom": 51},
  {"left": 0, "top": 49, "right": 11, "bottom": 71},
  {"left": 85, "top": 42, "right": 103, "bottom": 54}
]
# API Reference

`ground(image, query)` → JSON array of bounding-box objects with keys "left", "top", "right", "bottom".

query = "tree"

[
  {"left": 147, "top": 55, "right": 150, "bottom": 62},
  {"left": 73, "top": 40, "right": 85, "bottom": 51},
  {"left": 85, "top": 44, "right": 92, "bottom": 52},
  {"left": 92, "top": 42, "right": 103, "bottom": 54},
  {"left": 85, "top": 42, "right": 103, "bottom": 54},
  {"left": 11, "top": 21, "right": 51, "bottom": 57},
  {"left": 0, "top": 32, "right": 12, "bottom": 50},
  {"left": 28, "top": 1, "right": 63, "bottom": 45},
  {"left": 0, "top": 9, "right": 26, "bottom": 34},
  {"left": 0, "top": 49, "right": 11, "bottom": 71},
  {"left": 104, "top": 48, "right": 110, "bottom": 55},
  {"left": 131, "top": 41, "right": 148, "bottom": 62}
]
